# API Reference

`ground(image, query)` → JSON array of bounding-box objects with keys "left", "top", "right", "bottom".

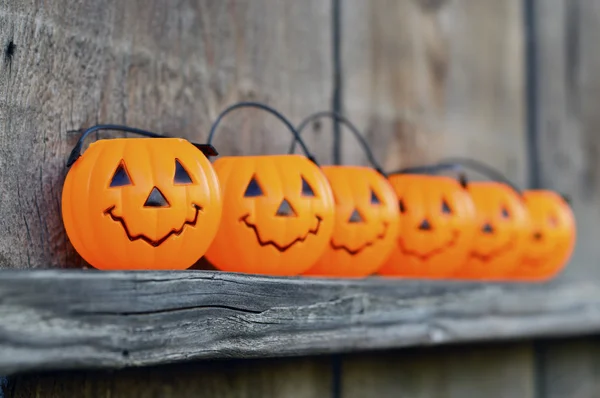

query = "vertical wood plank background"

[
  {"left": 535, "top": 337, "right": 600, "bottom": 398},
  {"left": 341, "top": 344, "right": 535, "bottom": 398},
  {"left": 533, "top": 0, "right": 600, "bottom": 282},
  {"left": 2, "top": 0, "right": 600, "bottom": 397},
  {"left": 6, "top": 357, "right": 333, "bottom": 398},
  {"left": 0, "top": 0, "right": 333, "bottom": 269},
  {"left": 530, "top": 2, "right": 600, "bottom": 396},
  {"left": 335, "top": 10, "right": 531, "bottom": 398},
  {"left": 341, "top": 0, "right": 527, "bottom": 189}
]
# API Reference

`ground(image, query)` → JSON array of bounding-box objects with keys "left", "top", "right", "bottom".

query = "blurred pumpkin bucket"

[
  {"left": 513, "top": 190, "right": 575, "bottom": 281},
  {"left": 379, "top": 163, "right": 478, "bottom": 279},
  {"left": 433, "top": 158, "right": 531, "bottom": 281},
  {"left": 288, "top": 111, "right": 399, "bottom": 278},
  {"left": 435, "top": 158, "right": 576, "bottom": 281}
]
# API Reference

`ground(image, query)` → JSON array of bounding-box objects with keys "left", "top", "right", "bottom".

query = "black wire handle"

[
  {"left": 387, "top": 162, "right": 461, "bottom": 176},
  {"left": 386, "top": 162, "right": 468, "bottom": 188},
  {"left": 391, "top": 158, "right": 522, "bottom": 195},
  {"left": 66, "top": 124, "right": 218, "bottom": 168},
  {"left": 441, "top": 158, "right": 575, "bottom": 204},
  {"left": 437, "top": 157, "right": 522, "bottom": 194},
  {"left": 287, "top": 111, "right": 386, "bottom": 176},
  {"left": 207, "top": 101, "right": 318, "bottom": 165},
  {"left": 389, "top": 158, "right": 575, "bottom": 205}
]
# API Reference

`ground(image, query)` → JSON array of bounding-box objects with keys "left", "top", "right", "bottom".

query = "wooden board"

[
  {"left": 0, "top": 270, "right": 599, "bottom": 375},
  {"left": 340, "top": 0, "right": 527, "bottom": 186},
  {"left": 6, "top": 356, "right": 332, "bottom": 398},
  {"left": 520, "top": 4, "right": 600, "bottom": 395},
  {"left": 532, "top": 0, "right": 600, "bottom": 281},
  {"left": 534, "top": 337, "right": 600, "bottom": 398},
  {"left": 1, "top": 3, "right": 599, "bottom": 397},
  {"left": 0, "top": 0, "right": 332, "bottom": 270},
  {"left": 341, "top": 343, "right": 535, "bottom": 398}
]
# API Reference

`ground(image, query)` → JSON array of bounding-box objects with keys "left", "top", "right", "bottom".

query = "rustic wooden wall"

[
  {"left": 0, "top": 0, "right": 333, "bottom": 269},
  {"left": 9, "top": 337, "right": 600, "bottom": 398},
  {"left": 529, "top": 2, "right": 600, "bottom": 396},
  {"left": 0, "top": 0, "right": 590, "bottom": 278},
  {"left": 6, "top": 357, "right": 333, "bottom": 398},
  {"left": 532, "top": 0, "right": 600, "bottom": 282},
  {"left": 535, "top": 337, "right": 600, "bottom": 398},
  {"left": 337, "top": 1, "right": 537, "bottom": 395},
  {"left": 341, "top": 343, "right": 535, "bottom": 398},
  {"left": 1, "top": 0, "right": 599, "bottom": 397},
  {"left": 5, "top": 343, "right": 536, "bottom": 398},
  {"left": 341, "top": 0, "right": 527, "bottom": 188},
  {"left": 3, "top": 342, "right": 537, "bottom": 398}
]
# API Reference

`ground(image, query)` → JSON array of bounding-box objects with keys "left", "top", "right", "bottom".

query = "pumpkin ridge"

[
  {"left": 86, "top": 141, "right": 119, "bottom": 264},
  {"left": 330, "top": 222, "right": 389, "bottom": 255},
  {"left": 104, "top": 204, "right": 203, "bottom": 247},
  {"left": 397, "top": 229, "right": 461, "bottom": 261},
  {"left": 239, "top": 214, "right": 323, "bottom": 252}
]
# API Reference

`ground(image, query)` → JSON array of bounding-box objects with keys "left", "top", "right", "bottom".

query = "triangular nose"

[
  {"left": 275, "top": 199, "right": 297, "bottom": 217},
  {"left": 348, "top": 209, "right": 364, "bottom": 223},
  {"left": 144, "top": 187, "right": 169, "bottom": 208},
  {"left": 418, "top": 219, "right": 432, "bottom": 231},
  {"left": 482, "top": 223, "right": 494, "bottom": 234}
]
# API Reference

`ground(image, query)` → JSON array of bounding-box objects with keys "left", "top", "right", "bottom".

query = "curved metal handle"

[
  {"left": 207, "top": 101, "right": 318, "bottom": 165},
  {"left": 288, "top": 111, "right": 385, "bottom": 175}
]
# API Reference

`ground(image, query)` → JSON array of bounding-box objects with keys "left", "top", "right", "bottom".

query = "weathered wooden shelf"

[{"left": 0, "top": 270, "right": 599, "bottom": 375}]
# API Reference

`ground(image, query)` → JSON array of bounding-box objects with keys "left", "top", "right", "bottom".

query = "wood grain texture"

[
  {"left": 339, "top": 0, "right": 527, "bottom": 186},
  {"left": 0, "top": 0, "right": 332, "bottom": 270},
  {"left": 533, "top": 0, "right": 600, "bottom": 281},
  {"left": 535, "top": 337, "right": 600, "bottom": 398},
  {"left": 0, "top": 270, "right": 599, "bottom": 375},
  {"left": 6, "top": 356, "right": 332, "bottom": 398},
  {"left": 341, "top": 343, "right": 535, "bottom": 398},
  {"left": 530, "top": 3, "right": 600, "bottom": 394}
]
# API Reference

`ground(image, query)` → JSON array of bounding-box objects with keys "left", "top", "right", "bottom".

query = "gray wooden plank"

[
  {"left": 341, "top": 343, "right": 535, "bottom": 398},
  {"left": 340, "top": 0, "right": 527, "bottom": 187},
  {"left": 535, "top": 338, "right": 600, "bottom": 398},
  {"left": 529, "top": 3, "right": 600, "bottom": 397},
  {"left": 0, "top": 0, "right": 332, "bottom": 270},
  {"left": 0, "top": 270, "right": 599, "bottom": 375},
  {"left": 533, "top": 0, "right": 600, "bottom": 283},
  {"left": 6, "top": 357, "right": 333, "bottom": 398}
]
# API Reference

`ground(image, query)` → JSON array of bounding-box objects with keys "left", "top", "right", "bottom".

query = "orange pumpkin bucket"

[
  {"left": 288, "top": 111, "right": 399, "bottom": 278},
  {"left": 512, "top": 190, "right": 576, "bottom": 281},
  {"left": 204, "top": 102, "right": 335, "bottom": 276},
  {"left": 434, "top": 159, "right": 531, "bottom": 280},
  {"left": 62, "top": 125, "right": 222, "bottom": 270},
  {"left": 424, "top": 158, "right": 575, "bottom": 281},
  {"left": 378, "top": 164, "right": 478, "bottom": 279}
]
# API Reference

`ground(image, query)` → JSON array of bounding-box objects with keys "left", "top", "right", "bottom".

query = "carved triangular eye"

[
  {"left": 370, "top": 190, "right": 381, "bottom": 205},
  {"left": 244, "top": 176, "right": 264, "bottom": 197},
  {"left": 301, "top": 177, "right": 315, "bottom": 197},
  {"left": 174, "top": 159, "right": 193, "bottom": 184},
  {"left": 398, "top": 199, "right": 406, "bottom": 214},
  {"left": 110, "top": 161, "right": 132, "bottom": 187},
  {"left": 441, "top": 199, "right": 452, "bottom": 214}
]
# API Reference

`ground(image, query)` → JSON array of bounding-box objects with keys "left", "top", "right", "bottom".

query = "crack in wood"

[
  {"left": 0, "top": 271, "right": 597, "bottom": 375},
  {"left": 71, "top": 304, "right": 266, "bottom": 317}
]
